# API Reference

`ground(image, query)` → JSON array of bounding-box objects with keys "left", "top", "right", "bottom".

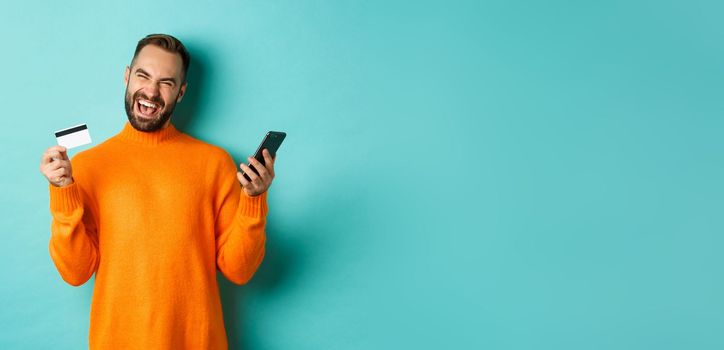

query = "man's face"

[{"left": 124, "top": 45, "right": 187, "bottom": 132}]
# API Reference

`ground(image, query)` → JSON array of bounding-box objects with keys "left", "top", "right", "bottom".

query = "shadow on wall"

[
  {"left": 217, "top": 212, "right": 298, "bottom": 350},
  {"left": 217, "top": 185, "right": 368, "bottom": 349},
  {"left": 172, "top": 40, "right": 208, "bottom": 134}
]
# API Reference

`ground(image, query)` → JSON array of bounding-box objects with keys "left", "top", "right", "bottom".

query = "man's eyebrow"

[
  {"left": 134, "top": 68, "right": 177, "bottom": 84},
  {"left": 134, "top": 68, "right": 150, "bottom": 76}
]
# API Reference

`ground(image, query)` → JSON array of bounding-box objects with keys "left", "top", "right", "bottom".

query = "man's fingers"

[
  {"left": 47, "top": 146, "right": 67, "bottom": 157},
  {"left": 41, "top": 153, "right": 53, "bottom": 165},
  {"left": 42, "top": 147, "right": 69, "bottom": 164},
  {"left": 40, "top": 145, "right": 71, "bottom": 185},
  {"left": 50, "top": 167, "right": 67, "bottom": 178},
  {"left": 236, "top": 172, "right": 251, "bottom": 187},
  {"left": 239, "top": 163, "right": 260, "bottom": 182},
  {"left": 49, "top": 151, "right": 62, "bottom": 161},
  {"left": 42, "top": 151, "right": 59, "bottom": 165},
  {"left": 247, "top": 157, "right": 269, "bottom": 180},
  {"left": 262, "top": 149, "right": 275, "bottom": 178},
  {"left": 47, "top": 145, "right": 67, "bottom": 153},
  {"left": 262, "top": 149, "right": 273, "bottom": 165},
  {"left": 43, "top": 160, "right": 71, "bottom": 181},
  {"left": 45, "top": 160, "right": 64, "bottom": 172}
]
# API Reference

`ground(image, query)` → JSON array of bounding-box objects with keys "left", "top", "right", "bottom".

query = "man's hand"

[
  {"left": 237, "top": 149, "right": 276, "bottom": 197},
  {"left": 40, "top": 146, "right": 74, "bottom": 187}
]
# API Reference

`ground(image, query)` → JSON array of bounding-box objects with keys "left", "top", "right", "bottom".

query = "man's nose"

[{"left": 144, "top": 83, "right": 161, "bottom": 98}]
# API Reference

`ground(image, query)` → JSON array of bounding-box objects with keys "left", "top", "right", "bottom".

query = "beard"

[{"left": 124, "top": 85, "right": 179, "bottom": 132}]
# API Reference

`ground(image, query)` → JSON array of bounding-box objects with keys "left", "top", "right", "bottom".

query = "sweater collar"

[{"left": 117, "top": 121, "right": 182, "bottom": 146}]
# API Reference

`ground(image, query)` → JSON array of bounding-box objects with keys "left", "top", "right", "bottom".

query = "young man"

[{"left": 38, "top": 34, "right": 275, "bottom": 349}]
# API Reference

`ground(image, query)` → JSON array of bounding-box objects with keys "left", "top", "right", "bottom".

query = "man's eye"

[
  {"left": 162, "top": 82, "right": 173, "bottom": 87},
  {"left": 137, "top": 74, "right": 147, "bottom": 79}
]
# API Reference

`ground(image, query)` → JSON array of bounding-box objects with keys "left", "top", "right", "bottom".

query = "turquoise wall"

[{"left": 1, "top": 0, "right": 723, "bottom": 349}]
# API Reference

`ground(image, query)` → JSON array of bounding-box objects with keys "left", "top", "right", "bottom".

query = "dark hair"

[{"left": 131, "top": 34, "right": 190, "bottom": 82}]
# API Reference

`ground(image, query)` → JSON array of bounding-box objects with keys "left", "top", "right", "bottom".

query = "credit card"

[{"left": 55, "top": 123, "right": 92, "bottom": 149}]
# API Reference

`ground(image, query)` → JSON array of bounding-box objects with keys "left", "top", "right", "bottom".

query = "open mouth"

[{"left": 135, "top": 99, "right": 162, "bottom": 118}]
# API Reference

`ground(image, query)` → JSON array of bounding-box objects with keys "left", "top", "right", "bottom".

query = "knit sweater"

[{"left": 48, "top": 121, "right": 268, "bottom": 349}]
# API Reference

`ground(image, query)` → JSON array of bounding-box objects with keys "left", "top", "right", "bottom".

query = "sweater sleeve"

[
  {"left": 48, "top": 182, "right": 100, "bottom": 286},
  {"left": 214, "top": 153, "right": 269, "bottom": 285}
]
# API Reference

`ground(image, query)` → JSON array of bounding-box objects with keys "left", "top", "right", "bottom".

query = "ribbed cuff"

[
  {"left": 238, "top": 190, "right": 268, "bottom": 218},
  {"left": 49, "top": 182, "right": 83, "bottom": 213}
]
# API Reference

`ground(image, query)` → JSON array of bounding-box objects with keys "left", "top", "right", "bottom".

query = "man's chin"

[{"left": 129, "top": 113, "right": 167, "bottom": 132}]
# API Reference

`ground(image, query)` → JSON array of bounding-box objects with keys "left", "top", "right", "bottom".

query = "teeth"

[{"left": 138, "top": 100, "right": 158, "bottom": 108}]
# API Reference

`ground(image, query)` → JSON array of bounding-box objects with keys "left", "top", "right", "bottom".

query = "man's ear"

[
  {"left": 177, "top": 82, "right": 188, "bottom": 103},
  {"left": 124, "top": 66, "right": 130, "bottom": 86}
]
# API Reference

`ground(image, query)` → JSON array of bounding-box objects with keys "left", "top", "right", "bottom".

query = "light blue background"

[{"left": 1, "top": 1, "right": 723, "bottom": 349}]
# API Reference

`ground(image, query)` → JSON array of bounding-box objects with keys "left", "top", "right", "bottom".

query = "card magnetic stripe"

[{"left": 55, "top": 124, "right": 88, "bottom": 137}]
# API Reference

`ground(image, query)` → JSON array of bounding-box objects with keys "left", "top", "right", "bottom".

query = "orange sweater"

[{"left": 48, "top": 121, "right": 267, "bottom": 349}]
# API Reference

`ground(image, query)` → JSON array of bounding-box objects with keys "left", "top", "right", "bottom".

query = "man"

[{"left": 38, "top": 34, "right": 275, "bottom": 349}]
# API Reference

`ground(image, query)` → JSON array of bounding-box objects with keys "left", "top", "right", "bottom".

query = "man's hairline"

[{"left": 129, "top": 44, "right": 188, "bottom": 84}]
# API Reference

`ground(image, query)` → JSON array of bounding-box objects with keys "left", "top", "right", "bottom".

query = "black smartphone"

[{"left": 241, "top": 131, "right": 286, "bottom": 181}]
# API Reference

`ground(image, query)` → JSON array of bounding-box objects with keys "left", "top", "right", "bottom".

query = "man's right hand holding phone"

[{"left": 40, "top": 145, "right": 74, "bottom": 187}]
